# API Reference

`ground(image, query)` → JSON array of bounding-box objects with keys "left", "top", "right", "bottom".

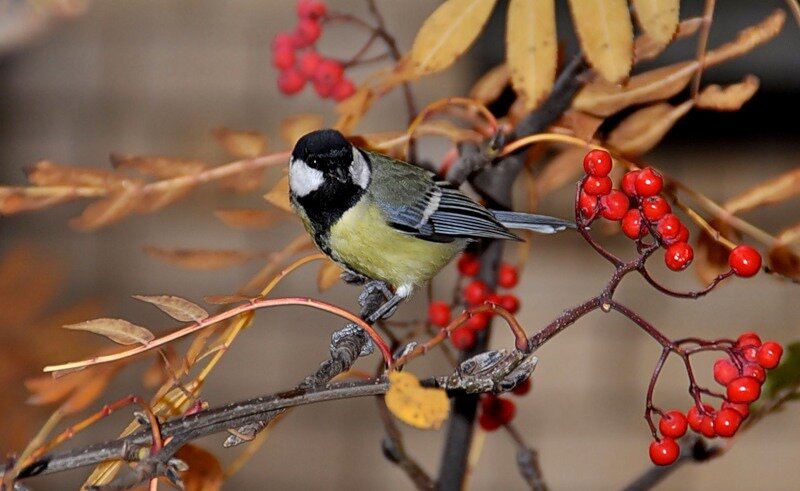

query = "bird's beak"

[{"left": 332, "top": 166, "right": 348, "bottom": 183}]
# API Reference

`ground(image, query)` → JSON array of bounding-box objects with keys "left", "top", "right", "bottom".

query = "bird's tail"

[{"left": 491, "top": 210, "right": 576, "bottom": 234}]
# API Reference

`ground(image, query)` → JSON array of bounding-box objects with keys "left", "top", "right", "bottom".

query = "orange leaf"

[
  {"left": 469, "top": 64, "right": 510, "bottom": 105},
  {"left": 723, "top": 168, "right": 800, "bottom": 215},
  {"left": 507, "top": 0, "right": 557, "bottom": 110},
  {"left": 136, "top": 183, "right": 194, "bottom": 213},
  {"left": 696, "top": 75, "right": 760, "bottom": 111},
  {"left": 26, "top": 365, "right": 118, "bottom": 414},
  {"left": 70, "top": 187, "right": 142, "bottom": 231},
  {"left": 25, "top": 160, "right": 127, "bottom": 188},
  {"left": 385, "top": 371, "right": 449, "bottom": 430},
  {"left": 263, "top": 175, "right": 292, "bottom": 213},
  {"left": 559, "top": 110, "right": 604, "bottom": 141},
  {"left": 408, "top": 0, "right": 498, "bottom": 76},
  {"left": 132, "top": 295, "right": 209, "bottom": 322},
  {"left": 281, "top": 114, "right": 324, "bottom": 148},
  {"left": 694, "top": 220, "right": 740, "bottom": 285},
  {"left": 704, "top": 10, "right": 786, "bottom": 67},
  {"left": 212, "top": 127, "right": 268, "bottom": 159},
  {"left": 110, "top": 154, "right": 207, "bottom": 179},
  {"left": 634, "top": 17, "right": 701, "bottom": 63},
  {"left": 568, "top": 0, "right": 633, "bottom": 84},
  {"left": 63, "top": 318, "right": 155, "bottom": 346},
  {"left": 213, "top": 208, "right": 282, "bottom": 229},
  {"left": 0, "top": 187, "right": 77, "bottom": 215},
  {"left": 767, "top": 244, "right": 800, "bottom": 281},
  {"left": 317, "top": 261, "right": 342, "bottom": 292},
  {"left": 175, "top": 445, "right": 223, "bottom": 491},
  {"left": 142, "top": 246, "right": 258, "bottom": 270},
  {"left": 606, "top": 101, "right": 693, "bottom": 156},
  {"left": 631, "top": 0, "right": 679, "bottom": 49}
]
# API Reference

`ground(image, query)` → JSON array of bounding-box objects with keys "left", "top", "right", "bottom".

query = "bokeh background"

[{"left": 1, "top": 1, "right": 798, "bottom": 489}]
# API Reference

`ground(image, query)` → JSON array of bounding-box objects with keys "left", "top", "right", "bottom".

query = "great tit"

[{"left": 288, "top": 128, "right": 574, "bottom": 320}]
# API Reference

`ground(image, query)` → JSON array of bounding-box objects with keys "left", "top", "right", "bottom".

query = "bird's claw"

[{"left": 340, "top": 270, "right": 367, "bottom": 285}]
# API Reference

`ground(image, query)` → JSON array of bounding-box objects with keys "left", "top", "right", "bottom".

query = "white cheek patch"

[
  {"left": 349, "top": 148, "right": 371, "bottom": 189},
  {"left": 289, "top": 157, "right": 324, "bottom": 197}
]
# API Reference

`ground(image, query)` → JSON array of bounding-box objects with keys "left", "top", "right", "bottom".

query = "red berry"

[
  {"left": 727, "top": 376, "right": 761, "bottom": 403},
  {"left": 687, "top": 404, "right": 713, "bottom": 432},
  {"left": 464, "top": 280, "right": 489, "bottom": 305},
  {"left": 634, "top": 167, "right": 664, "bottom": 197},
  {"left": 498, "top": 263, "right": 519, "bottom": 288},
  {"left": 621, "top": 170, "right": 640, "bottom": 197},
  {"left": 722, "top": 401, "right": 750, "bottom": 419},
  {"left": 486, "top": 293, "right": 502, "bottom": 308},
  {"left": 699, "top": 414, "right": 716, "bottom": 438},
  {"left": 757, "top": 341, "right": 783, "bottom": 369},
  {"left": 658, "top": 410, "right": 688, "bottom": 439},
  {"left": 621, "top": 209, "right": 643, "bottom": 239},
  {"left": 499, "top": 294, "right": 520, "bottom": 314},
  {"left": 450, "top": 327, "right": 476, "bottom": 351},
  {"left": 664, "top": 242, "right": 693, "bottom": 271},
  {"left": 298, "top": 50, "right": 323, "bottom": 77},
  {"left": 297, "top": 0, "right": 327, "bottom": 19},
  {"left": 736, "top": 332, "right": 762, "bottom": 349},
  {"left": 457, "top": 253, "right": 480, "bottom": 277},
  {"left": 742, "top": 346, "right": 759, "bottom": 363},
  {"left": 741, "top": 363, "right": 766, "bottom": 384},
  {"left": 583, "top": 149, "right": 613, "bottom": 177},
  {"left": 277, "top": 67, "right": 306, "bottom": 95},
  {"left": 332, "top": 78, "right": 356, "bottom": 101},
  {"left": 272, "top": 32, "right": 295, "bottom": 50},
  {"left": 656, "top": 214, "right": 681, "bottom": 242},
  {"left": 664, "top": 224, "right": 689, "bottom": 245},
  {"left": 294, "top": 18, "right": 322, "bottom": 47},
  {"left": 272, "top": 45, "right": 296, "bottom": 69},
  {"left": 600, "top": 190, "right": 629, "bottom": 221},
  {"left": 579, "top": 191, "right": 599, "bottom": 219},
  {"left": 642, "top": 196, "right": 671, "bottom": 222},
  {"left": 465, "top": 312, "right": 489, "bottom": 331},
  {"left": 714, "top": 408, "right": 743, "bottom": 437},
  {"left": 713, "top": 359, "right": 739, "bottom": 386},
  {"left": 427, "top": 301, "right": 451, "bottom": 328},
  {"left": 583, "top": 175, "right": 612, "bottom": 196},
  {"left": 479, "top": 412, "right": 502, "bottom": 431},
  {"left": 314, "top": 59, "right": 344, "bottom": 87},
  {"left": 484, "top": 396, "right": 516, "bottom": 425},
  {"left": 728, "top": 245, "right": 762, "bottom": 277},
  {"left": 511, "top": 378, "right": 532, "bottom": 396},
  {"left": 649, "top": 438, "right": 680, "bottom": 466}
]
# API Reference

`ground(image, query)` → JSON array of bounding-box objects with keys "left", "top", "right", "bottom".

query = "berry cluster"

[
  {"left": 649, "top": 332, "right": 783, "bottom": 466},
  {"left": 271, "top": 0, "right": 356, "bottom": 101},
  {"left": 478, "top": 379, "right": 531, "bottom": 431},
  {"left": 579, "top": 150, "right": 764, "bottom": 276},
  {"left": 427, "top": 254, "right": 521, "bottom": 352}
]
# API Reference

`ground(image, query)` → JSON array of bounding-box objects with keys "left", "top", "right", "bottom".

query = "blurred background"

[{"left": 1, "top": 0, "right": 798, "bottom": 489}]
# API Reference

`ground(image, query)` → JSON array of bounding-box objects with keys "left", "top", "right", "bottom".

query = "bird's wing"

[{"left": 366, "top": 151, "right": 519, "bottom": 242}]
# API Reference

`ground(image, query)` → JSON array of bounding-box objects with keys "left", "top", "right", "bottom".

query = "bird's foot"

[{"left": 340, "top": 270, "right": 367, "bottom": 285}]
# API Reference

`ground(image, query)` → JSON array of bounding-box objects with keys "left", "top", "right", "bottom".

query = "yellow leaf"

[
  {"left": 568, "top": 0, "right": 633, "bottom": 84},
  {"left": 573, "top": 61, "right": 696, "bottom": 116},
  {"left": 317, "top": 260, "right": 342, "bottom": 292},
  {"left": 281, "top": 114, "right": 324, "bottom": 148},
  {"left": 110, "top": 154, "right": 207, "bottom": 179},
  {"left": 142, "top": 246, "right": 257, "bottom": 270},
  {"left": 25, "top": 160, "right": 127, "bottom": 188},
  {"left": 506, "top": 0, "right": 557, "bottom": 110},
  {"left": 632, "top": 0, "right": 679, "bottom": 48},
  {"left": 211, "top": 127, "right": 267, "bottom": 159},
  {"left": 263, "top": 175, "right": 292, "bottom": 213},
  {"left": 723, "top": 168, "right": 800, "bottom": 215},
  {"left": 469, "top": 63, "right": 510, "bottom": 105},
  {"left": 704, "top": 10, "right": 785, "bottom": 67},
  {"left": 132, "top": 294, "right": 209, "bottom": 322},
  {"left": 63, "top": 318, "right": 155, "bottom": 346},
  {"left": 385, "top": 371, "right": 449, "bottom": 430},
  {"left": 70, "top": 187, "right": 143, "bottom": 231},
  {"left": 634, "top": 17, "right": 701, "bottom": 63},
  {"left": 696, "top": 75, "right": 760, "bottom": 112},
  {"left": 606, "top": 101, "right": 693, "bottom": 156},
  {"left": 409, "top": 0, "right": 498, "bottom": 76},
  {"left": 213, "top": 208, "right": 282, "bottom": 229},
  {"left": 559, "top": 110, "right": 604, "bottom": 141}
]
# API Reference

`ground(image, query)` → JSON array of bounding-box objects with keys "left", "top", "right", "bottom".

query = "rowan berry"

[
  {"left": 642, "top": 196, "right": 671, "bottom": 222},
  {"left": 331, "top": 78, "right": 356, "bottom": 101},
  {"left": 714, "top": 408, "right": 743, "bottom": 437},
  {"left": 664, "top": 242, "right": 693, "bottom": 271},
  {"left": 656, "top": 214, "right": 681, "bottom": 242},
  {"left": 499, "top": 294, "right": 520, "bottom": 314},
  {"left": 621, "top": 209, "right": 643, "bottom": 239},
  {"left": 729, "top": 245, "right": 762, "bottom": 277},
  {"left": 511, "top": 378, "right": 532, "bottom": 396},
  {"left": 294, "top": 18, "right": 322, "bottom": 47},
  {"left": 699, "top": 414, "right": 716, "bottom": 438},
  {"left": 298, "top": 50, "right": 323, "bottom": 77},
  {"left": 583, "top": 175, "right": 612, "bottom": 196},
  {"left": 600, "top": 190, "right": 629, "bottom": 221},
  {"left": 464, "top": 280, "right": 489, "bottom": 305},
  {"left": 634, "top": 167, "right": 664, "bottom": 197},
  {"left": 579, "top": 191, "right": 599, "bottom": 219},
  {"left": 427, "top": 301, "right": 450, "bottom": 327},
  {"left": 277, "top": 67, "right": 306, "bottom": 95},
  {"left": 466, "top": 312, "right": 489, "bottom": 331},
  {"left": 713, "top": 359, "right": 739, "bottom": 386},
  {"left": 722, "top": 401, "right": 750, "bottom": 419},
  {"left": 741, "top": 363, "right": 766, "bottom": 384},
  {"left": 621, "top": 170, "right": 640, "bottom": 196},
  {"left": 481, "top": 395, "right": 516, "bottom": 426},
  {"left": 687, "top": 404, "right": 714, "bottom": 432},
  {"left": 314, "top": 59, "right": 344, "bottom": 87},
  {"left": 649, "top": 438, "right": 679, "bottom": 466},
  {"left": 736, "top": 332, "right": 762, "bottom": 349},
  {"left": 757, "top": 341, "right": 783, "bottom": 369},
  {"left": 498, "top": 263, "right": 519, "bottom": 288},
  {"left": 658, "top": 410, "right": 688, "bottom": 439},
  {"left": 297, "top": 0, "right": 327, "bottom": 19},
  {"left": 664, "top": 224, "right": 689, "bottom": 245},
  {"left": 457, "top": 253, "right": 480, "bottom": 277},
  {"left": 727, "top": 376, "right": 761, "bottom": 404},
  {"left": 272, "top": 45, "right": 295, "bottom": 69},
  {"left": 451, "top": 327, "right": 476, "bottom": 351},
  {"left": 583, "top": 149, "right": 613, "bottom": 177}
]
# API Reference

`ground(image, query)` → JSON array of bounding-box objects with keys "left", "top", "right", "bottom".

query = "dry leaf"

[
  {"left": 110, "top": 154, "right": 207, "bottom": 179},
  {"left": 632, "top": 0, "right": 679, "bottom": 49},
  {"left": 559, "top": 110, "right": 604, "bottom": 141},
  {"left": 25, "top": 160, "right": 127, "bottom": 188},
  {"left": 634, "top": 17, "right": 702, "bottom": 63},
  {"left": 281, "top": 114, "right": 324, "bottom": 148},
  {"left": 135, "top": 183, "right": 194, "bottom": 213},
  {"left": 142, "top": 347, "right": 178, "bottom": 388},
  {"left": 175, "top": 445, "right": 223, "bottom": 491},
  {"left": 568, "top": 0, "right": 633, "bottom": 84},
  {"left": 535, "top": 147, "right": 587, "bottom": 197},
  {"left": 409, "top": 0, "right": 498, "bottom": 76},
  {"left": 0, "top": 187, "right": 77, "bottom": 215},
  {"left": 63, "top": 318, "right": 155, "bottom": 346},
  {"left": 606, "top": 100, "right": 693, "bottom": 156},
  {"left": 776, "top": 222, "right": 800, "bottom": 246},
  {"left": 143, "top": 246, "right": 257, "bottom": 270},
  {"left": 203, "top": 294, "right": 251, "bottom": 305},
  {"left": 696, "top": 75, "right": 760, "bottom": 111},
  {"left": 507, "top": 0, "right": 557, "bottom": 110},
  {"left": 469, "top": 63, "right": 510, "bottom": 105},
  {"left": 385, "top": 371, "right": 449, "bottom": 430},
  {"left": 704, "top": 10, "right": 786, "bottom": 67},
  {"left": 212, "top": 127, "right": 267, "bottom": 159},
  {"left": 334, "top": 85, "right": 375, "bottom": 135},
  {"left": 132, "top": 295, "right": 209, "bottom": 323},
  {"left": 263, "top": 175, "right": 292, "bottom": 213},
  {"left": 573, "top": 60, "right": 696, "bottom": 116},
  {"left": 26, "top": 365, "right": 118, "bottom": 414},
  {"left": 70, "top": 187, "right": 143, "bottom": 231},
  {"left": 694, "top": 219, "right": 740, "bottom": 285},
  {"left": 767, "top": 244, "right": 800, "bottom": 280},
  {"left": 317, "top": 261, "right": 342, "bottom": 292},
  {"left": 213, "top": 208, "right": 282, "bottom": 229},
  {"left": 723, "top": 168, "right": 800, "bottom": 215}
]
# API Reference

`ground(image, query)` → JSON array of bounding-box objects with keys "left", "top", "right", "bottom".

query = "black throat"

[{"left": 294, "top": 179, "right": 366, "bottom": 248}]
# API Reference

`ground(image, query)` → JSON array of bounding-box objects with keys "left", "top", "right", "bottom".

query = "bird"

[{"left": 288, "top": 128, "right": 575, "bottom": 322}]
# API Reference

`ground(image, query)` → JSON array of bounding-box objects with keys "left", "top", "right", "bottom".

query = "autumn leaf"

[
  {"left": 634, "top": 17, "right": 701, "bottom": 63},
  {"left": 0, "top": 186, "right": 78, "bottom": 215},
  {"left": 317, "top": 261, "right": 342, "bottom": 292},
  {"left": 25, "top": 160, "right": 127, "bottom": 188},
  {"left": 631, "top": 0, "right": 679, "bottom": 49},
  {"left": 704, "top": 10, "right": 786, "bottom": 67},
  {"left": 263, "top": 175, "right": 292, "bottom": 213},
  {"left": 568, "top": 0, "right": 633, "bottom": 84},
  {"left": 70, "top": 187, "right": 142, "bottom": 231},
  {"left": 723, "top": 168, "right": 800, "bottom": 214},
  {"left": 469, "top": 64, "right": 509, "bottom": 105},
  {"left": 213, "top": 208, "right": 282, "bottom": 230},
  {"left": 132, "top": 295, "right": 209, "bottom": 323},
  {"left": 385, "top": 371, "right": 449, "bottom": 430},
  {"left": 535, "top": 147, "right": 587, "bottom": 197},
  {"left": 767, "top": 244, "right": 800, "bottom": 281},
  {"left": 506, "top": 0, "right": 557, "bottom": 110},
  {"left": 696, "top": 75, "right": 760, "bottom": 111},
  {"left": 606, "top": 101, "right": 693, "bottom": 156},
  {"left": 142, "top": 246, "right": 260, "bottom": 270},
  {"left": 408, "top": 0, "right": 498, "bottom": 76},
  {"left": 558, "top": 110, "right": 604, "bottom": 142},
  {"left": 694, "top": 220, "right": 740, "bottom": 285},
  {"left": 63, "top": 318, "right": 155, "bottom": 346},
  {"left": 110, "top": 154, "right": 207, "bottom": 179},
  {"left": 203, "top": 294, "right": 251, "bottom": 305},
  {"left": 281, "top": 114, "right": 324, "bottom": 148},
  {"left": 212, "top": 127, "right": 267, "bottom": 159},
  {"left": 26, "top": 365, "right": 119, "bottom": 414},
  {"left": 175, "top": 445, "right": 223, "bottom": 491}
]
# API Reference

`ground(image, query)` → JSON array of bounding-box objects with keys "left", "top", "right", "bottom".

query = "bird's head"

[{"left": 289, "top": 129, "right": 371, "bottom": 198}]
